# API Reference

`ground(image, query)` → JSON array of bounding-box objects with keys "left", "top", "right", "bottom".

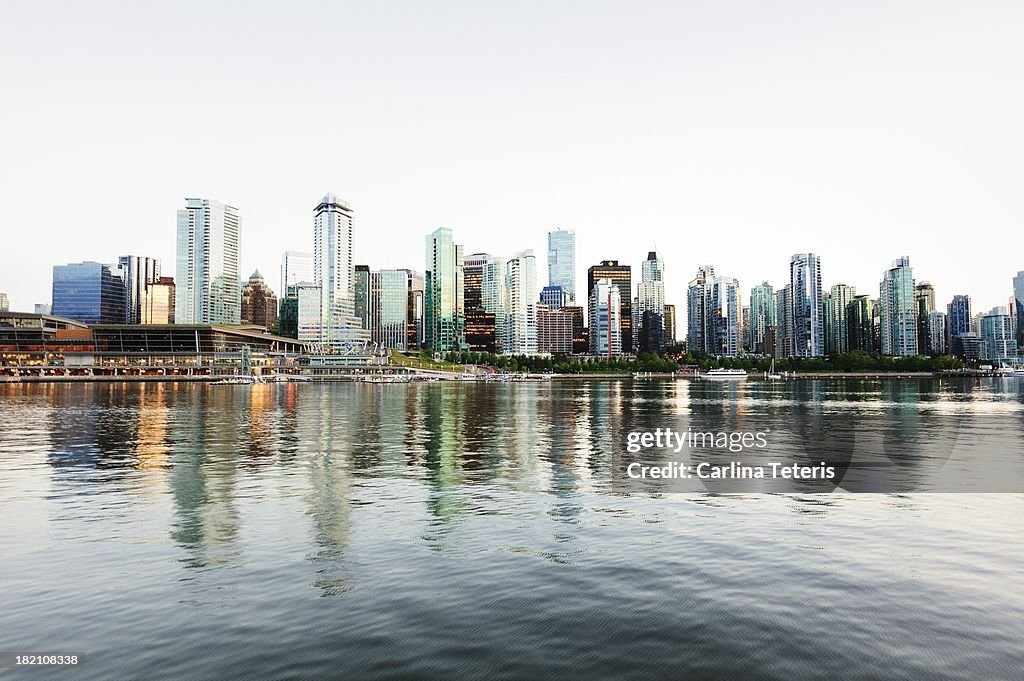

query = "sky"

[{"left": 1, "top": 1, "right": 1022, "bottom": 318}]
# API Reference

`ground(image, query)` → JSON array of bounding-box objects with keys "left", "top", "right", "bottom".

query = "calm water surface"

[{"left": 1, "top": 379, "right": 1022, "bottom": 680}]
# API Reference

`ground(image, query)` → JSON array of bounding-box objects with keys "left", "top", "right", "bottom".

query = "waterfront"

[{"left": 1, "top": 379, "right": 1022, "bottom": 680}]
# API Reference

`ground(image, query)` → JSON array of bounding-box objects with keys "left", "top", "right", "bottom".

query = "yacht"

[
  {"left": 702, "top": 368, "right": 748, "bottom": 380},
  {"left": 765, "top": 359, "right": 783, "bottom": 380}
]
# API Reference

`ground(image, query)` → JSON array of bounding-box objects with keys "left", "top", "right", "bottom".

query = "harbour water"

[{"left": 1, "top": 379, "right": 1022, "bottom": 680}]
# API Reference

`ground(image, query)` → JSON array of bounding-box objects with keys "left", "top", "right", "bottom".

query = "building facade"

[
  {"left": 425, "top": 227, "right": 465, "bottom": 353},
  {"left": 748, "top": 282, "right": 775, "bottom": 355},
  {"left": 280, "top": 251, "right": 312, "bottom": 303},
  {"left": 686, "top": 265, "right": 715, "bottom": 355},
  {"left": 537, "top": 305, "right": 574, "bottom": 354},
  {"left": 1014, "top": 271, "right": 1024, "bottom": 351},
  {"left": 636, "top": 251, "right": 666, "bottom": 353},
  {"left": 311, "top": 193, "right": 368, "bottom": 349},
  {"left": 368, "top": 269, "right": 411, "bottom": 350},
  {"left": 663, "top": 304, "right": 676, "bottom": 346},
  {"left": 589, "top": 279, "right": 622, "bottom": 356},
  {"left": 52, "top": 261, "right": 126, "bottom": 325},
  {"left": 789, "top": 253, "right": 823, "bottom": 357},
  {"left": 175, "top": 198, "right": 241, "bottom": 324},
  {"left": 118, "top": 256, "right": 161, "bottom": 324},
  {"left": 142, "top": 277, "right": 175, "bottom": 325},
  {"left": 824, "top": 283, "right": 856, "bottom": 355},
  {"left": 946, "top": 295, "right": 972, "bottom": 358},
  {"left": 547, "top": 228, "right": 576, "bottom": 301},
  {"left": 505, "top": 250, "right": 538, "bottom": 355},
  {"left": 464, "top": 253, "right": 505, "bottom": 354},
  {"left": 980, "top": 308, "right": 1017, "bottom": 361},
  {"left": 587, "top": 261, "right": 632, "bottom": 353},
  {"left": 241, "top": 269, "right": 278, "bottom": 330}
]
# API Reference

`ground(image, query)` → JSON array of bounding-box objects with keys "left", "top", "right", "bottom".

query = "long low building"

[{"left": 0, "top": 312, "right": 382, "bottom": 378}]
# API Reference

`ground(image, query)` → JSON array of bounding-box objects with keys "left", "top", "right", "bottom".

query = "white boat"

[
  {"left": 702, "top": 368, "right": 748, "bottom": 380},
  {"left": 765, "top": 359, "right": 783, "bottom": 380},
  {"left": 213, "top": 374, "right": 265, "bottom": 385}
]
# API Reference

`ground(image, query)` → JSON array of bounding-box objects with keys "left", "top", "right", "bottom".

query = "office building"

[
  {"left": 52, "top": 261, "right": 126, "bottom": 324},
  {"left": 789, "top": 253, "right": 823, "bottom": 357},
  {"left": 587, "top": 260, "right": 632, "bottom": 353},
  {"left": 0, "top": 293, "right": 7, "bottom": 312},
  {"left": 280, "top": 251, "right": 312, "bottom": 302},
  {"left": 748, "top": 282, "right": 776, "bottom": 355},
  {"left": 663, "top": 304, "right": 676, "bottom": 346},
  {"left": 175, "top": 198, "right": 241, "bottom": 324},
  {"left": 241, "top": 270, "right": 278, "bottom": 330},
  {"left": 537, "top": 305, "right": 574, "bottom": 354},
  {"left": 1014, "top": 271, "right": 1024, "bottom": 350},
  {"left": 946, "top": 295, "right": 972, "bottom": 358},
  {"left": 354, "top": 265, "right": 371, "bottom": 330},
  {"left": 505, "top": 250, "right": 538, "bottom": 355},
  {"left": 464, "top": 253, "right": 505, "bottom": 354},
  {"left": 406, "top": 271, "right": 425, "bottom": 350},
  {"left": 915, "top": 282, "right": 936, "bottom": 355},
  {"left": 547, "top": 228, "right": 576, "bottom": 301},
  {"left": 540, "top": 285, "right": 570, "bottom": 310},
  {"left": 369, "top": 269, "right": 411, "bottom": 350},
  {"left": 562, "top": 305, "right": 587, "bottom": 354},
  {"left": 311, "top": 193, "right": 368, "bottom": 349},
  {"left": 636, "top": 251, "right": 665, "bottom": 353},
  {"left": 980, "top": 308, "right": 1017, "bottom": 361},
  {"left": 117, "top": 256, "right": 161, "bottom": 324},
  {"left": 142, "top": 277, "right": 175, "bottom": 325},
  {"left": 927, "top": 311, "right": 947, "bottom": 355},
  {"left": 590, "top": 278, "right": 622, "bottom": 356},
  {"left": 425, "top": 227, "right": 465, "bottom": 353},
  {"left": 687, "top": 266, "right": 740, "bottom": 357}
]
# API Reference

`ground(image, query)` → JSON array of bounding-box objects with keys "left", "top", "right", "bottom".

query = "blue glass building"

[{"left": 52, "top": 262, "right": 126, "bottom": 324}]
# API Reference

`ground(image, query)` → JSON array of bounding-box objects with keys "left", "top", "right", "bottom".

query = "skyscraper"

[
  {"left": 946, "top": 294, "right": 972, "bottom": 357},
  {"left": 686, "top": 265, "right": 715, "bottom": 355},
  {"left": 980, "top": 307, "right": 1016, "bottom": 361},
  {"left": 547, "top": 228, "right": 576, "bottom": 301},
  {"left": 0, "top": 293, "right": 8, "bottom": 312},
  {"left": 927, "top": 311, "right": 947, "bottom": 355},
  {"left": 406, "top": 271, "right": 425, "bottom": 350},
  {"left": 311, "top": 193, "right": 368, "bottom": 348},
  {"left": 663, "top": 304, "right": 676, "bottom": 346},
  {"left": 369, "top": 269, "right": 411, "bottom": 350},
  {"left": 823, "top": 283, "right": 856, "bottom": 355},
  {"left": 142, "top": 277, "right": 175, "bottom": 324},
  {"left": 464, "top": 253, "right": 506, "bottom": 354},
  {"left": 539, "top": 285, "right": 570, "bottom": 310},
  {"left": 118, "top": 256, "right": 161, "bottom": 324},
  {"left": 52, "top": 262, "right": 126, "bottom": 324},
  {"left": 280, "top": 251, "right": 312, "bottom": 301},
  {"left": 847, "top": 295, "right": 876, "bottom": 352},
  {"left": 175, "top": 198, "right": 240, "bottom": 324},
  {"left": 590, "top": 279, "right": 622, "bottom": 356},
  {"left": 636, "top": 251, "right": 666, "bottom": 353},
  {"left": 425, "top": 227, "right": 465, "bottom": 353},
  {"left": 915, "top": 282, "right": 936, "bottom": 355},
  {"left": 1014, "top": 271, "right": 1024, "bottom": 351},
  {"left": 789, "top": 253, "right": 823, "bottom": 357},
  {"left": 879, "top": 257, "right": 918, "bottom": 356},
  {"left": 354, "top": 265, "right": 371, "bottom": 330},
  {"left": 706, "top": 276, "right": 741, "bottom": 357},
  {"left": 505, "top": 250, "right": 538, "bottom": 355},
  {"left": 748, "top": 282, "right": 776, "bottom": 355},
  {"left": 587, "top": 261, "right": 632, "bottom": 353}
]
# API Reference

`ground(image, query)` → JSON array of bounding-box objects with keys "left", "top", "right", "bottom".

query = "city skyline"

[{"left": 2, "top": 3, "right": 1021, "bottom": 316}]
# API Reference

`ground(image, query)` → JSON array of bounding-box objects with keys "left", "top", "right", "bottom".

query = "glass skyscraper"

[
  {"left": 425, "top": 227, "right": 465, "bottom": 353},
  {"left": 589, "top": 279, "right": 621, "bottom": 356},
  {"left": 175, "top": 198, "right": 240, "bottom": 324},
  {"left": 369, "top": 269, "right": 411, "bottom": 350},
  {"left": 312, "top": 193, "right": 368, "bottom": 349},
  {"left": 879, "top": 257, "right": 917, "bottom": 356},
  {"left": 118, "top": 255, "right": 161, "bottom": 324},
  {"left": 52, "top": 261, "right": 126, "bottom": 324},
  {"left": 1014, "top": 271, "right": 1024, "bottom": 351},
  {"left": 946, "top": 294, "right": 972, "bottom": 357},
  {"left": 789, "top": 253, "right": 823, "bottom": 357},
  {"left": 588, "top": 260, "right": 632, "bottom": 353},
  {"left": 824, "top": 283, "right": 856, "bottom": 355},
  {"left": 547, "top": 228, "right": 575, "bottom": 302},
  {"left": 748, "top": 282, "right": 776, "bottom": 355},
  {"left": 464, "top": 253, "right": 505, "bottom": 354}
]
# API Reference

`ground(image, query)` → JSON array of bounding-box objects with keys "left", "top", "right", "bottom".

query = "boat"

[
  {"left": 212, "top": 374, "right": 265, "bottom": 385},
  {"left": 701, "top": 368, "right": 748, "bottom": 380},
  {"left": 765, "top": 359, "right": 783, "bottom": 380}
]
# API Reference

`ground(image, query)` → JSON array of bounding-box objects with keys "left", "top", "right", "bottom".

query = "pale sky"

[{"left": 1, "top": 1, "right": 1021, "bottom": 317}]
